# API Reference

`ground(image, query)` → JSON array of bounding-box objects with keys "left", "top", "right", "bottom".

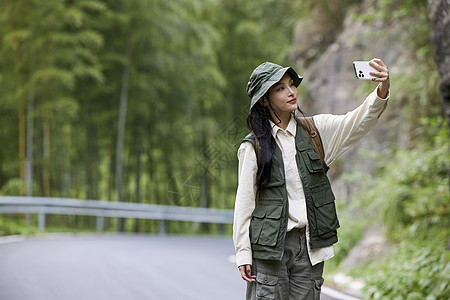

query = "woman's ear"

[{"left": 258, "top": 96, "right": 269, "bottom": 107}]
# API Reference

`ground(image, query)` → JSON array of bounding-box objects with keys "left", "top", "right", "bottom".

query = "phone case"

[{"left": 353, "top": 61, "right": 377, "bottom": 80}]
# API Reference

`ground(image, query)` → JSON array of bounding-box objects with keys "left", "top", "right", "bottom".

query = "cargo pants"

[{"left": 246, "top": 227, "right": 324, "bottom": 300}]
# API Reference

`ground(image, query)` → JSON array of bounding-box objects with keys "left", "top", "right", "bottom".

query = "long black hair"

[{"left": 246, "top": 94, "right": 309, "bottom": 190}]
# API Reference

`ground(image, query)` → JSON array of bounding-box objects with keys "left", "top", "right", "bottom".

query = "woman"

[{"left": 233, "top": 58, "right": 390, "bottom": 299}]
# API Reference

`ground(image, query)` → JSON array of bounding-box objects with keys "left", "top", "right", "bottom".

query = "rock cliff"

[
  {"left": 428, "top": 0, "right": 450, "bottom": 123},
  {"left": 290, "top": 4, "right": 413, "bottom": 204}
]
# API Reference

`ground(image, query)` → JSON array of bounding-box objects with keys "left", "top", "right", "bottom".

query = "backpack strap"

[{"left": 298, "top": 117, "right": 325, "bottom": 165}]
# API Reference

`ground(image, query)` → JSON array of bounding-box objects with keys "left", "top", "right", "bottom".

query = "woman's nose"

[{"left": 287, "top": 86, "right": 295, "bottom": 95}]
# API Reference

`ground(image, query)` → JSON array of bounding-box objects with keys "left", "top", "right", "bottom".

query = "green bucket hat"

[{"left": 246, "top": 62, "right": 303, "bottom": 110}]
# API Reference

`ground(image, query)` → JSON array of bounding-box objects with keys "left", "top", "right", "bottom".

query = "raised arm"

[{"left": 313, "top": 58, "right": 390, "bottom": 165}]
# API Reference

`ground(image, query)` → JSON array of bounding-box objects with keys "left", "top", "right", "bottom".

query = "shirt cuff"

[
  {"left": 376, "top": 84, "right": 390, "bottom": 101},
  {"left": 374, "top": 86, "right": 389, "bottom": 118},
  {"left": 236, "top": 249, "right": 252, "bottom": 267}
]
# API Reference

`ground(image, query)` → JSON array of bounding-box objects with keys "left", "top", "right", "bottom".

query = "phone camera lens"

[{"left": 358, "top": 70, "right": 364, "bottom": 78}]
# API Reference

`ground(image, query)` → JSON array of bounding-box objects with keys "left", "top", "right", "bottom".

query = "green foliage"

[
  {"left": 341, "top": 116, "right": 449, "bottom": 298},
  {"left": 0, "top": 217, "right": 38, "bottom": 236},
  {"left": 362, "top": 117, "right": 449, "bottom": 240},
  {"left": 0, "top": 179, "right": 22, "bottom": 196},
  {"left": 364, "top": 239, "right": 449, "bottom": 299},
  {"left": 361, "top": 0, "right": 428, "bottom": 23}
]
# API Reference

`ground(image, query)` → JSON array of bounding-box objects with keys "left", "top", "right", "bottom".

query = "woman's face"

[{"left": 265, "top": 73, "right": 298, "bottom": 118}]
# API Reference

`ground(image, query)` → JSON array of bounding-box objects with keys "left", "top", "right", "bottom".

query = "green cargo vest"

[{"left": 244, "top": 123, "right": 339, "bottom": 261}]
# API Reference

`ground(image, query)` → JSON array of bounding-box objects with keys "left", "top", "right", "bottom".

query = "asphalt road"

[{"left": 0, "top": 234, "right": 348, "bottom": 300}]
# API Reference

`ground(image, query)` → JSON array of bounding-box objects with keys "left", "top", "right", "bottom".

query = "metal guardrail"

[{"left": 0, "top": 196, "right": 234, "bottom": 234}]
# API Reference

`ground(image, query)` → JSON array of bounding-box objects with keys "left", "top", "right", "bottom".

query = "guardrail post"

[
  {"left": 219, "top": 224, "right": 226, "bottom": 235},
  {"left": 96, "top": 216, "right": 104, "bottom": 232},
  {"left": 158, "top": 220, "right": 166, "bottom": 236},
  {"left": 38, "top": 214, "right": 46, "bottom": 231}
]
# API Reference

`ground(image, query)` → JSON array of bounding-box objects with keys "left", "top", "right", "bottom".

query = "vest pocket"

[
  {"left": 250, "top": 199, "right": 284, "bottom": 247},
  {"left": 264, "top": 179, "right": 285, "bottom": 189},
  {"left": 303, "top": 151, "right": 323, "bottom": 173},
  {"left": 310, "top": 185, "right": 339, "bottom": 236}
]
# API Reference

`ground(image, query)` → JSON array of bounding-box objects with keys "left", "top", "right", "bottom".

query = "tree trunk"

[
  {"left": 428, "top": 0, "right": 450, "bottom": 124},
  {"left": 15, "top": 59, "right": 26, "bottom": 196},
  {"left": 198, "top": 101, "right": 210, "bottom": 233},
  {"left": 116, "top": 43, "right": 132, "bottom": 232},
  {"left": 133, "top": 125, "right": 143, "bottom": 233},
  {"left": 86, "top": 120, "right": 99, "bottom": 200},
  {"left": 25, "top": 86, "right": 34, "bottom": 223},
  {"left": 42, "top": 116, "right": 51, "bottom": 196},
  {"left": 108, "top": 134, "right": 115, "bottom": 201},
  {"left": 26, "top": 88, "right": 35, "bottom": 197}
]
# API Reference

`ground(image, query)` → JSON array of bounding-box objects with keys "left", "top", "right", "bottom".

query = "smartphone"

[{"left": 353, "top": 61, "right": 377, "bottom": 80}]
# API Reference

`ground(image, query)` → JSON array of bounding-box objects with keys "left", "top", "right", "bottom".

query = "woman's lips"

[{"left": 288, "top": 98, "right": 297, "bottom": 104}]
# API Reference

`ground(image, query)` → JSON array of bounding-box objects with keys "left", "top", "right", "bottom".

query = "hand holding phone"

[
  {"left": 353, "top": 61, "right": 377, "bottom": 80},
  {"left": 353, "top": 58, "right": 390, "bottom": 99}
]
